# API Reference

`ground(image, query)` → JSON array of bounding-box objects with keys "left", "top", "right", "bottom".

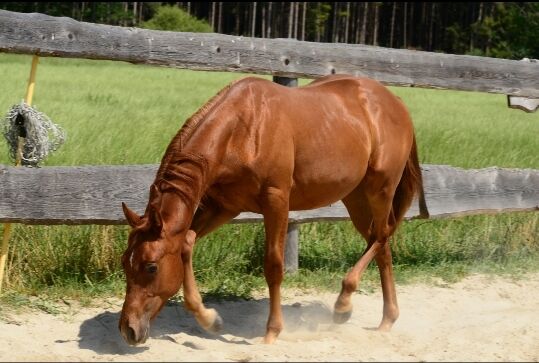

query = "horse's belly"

[
  {"left": 289, "top": 186, "right": 355, "bottom": 210},
  {"left": 289, "top": 158, "right": 368, "bottom": 210}
]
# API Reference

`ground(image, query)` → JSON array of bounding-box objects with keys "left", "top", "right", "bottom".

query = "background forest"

[{"left": 1, "top": 2, "right": 538, "bottom": 59}]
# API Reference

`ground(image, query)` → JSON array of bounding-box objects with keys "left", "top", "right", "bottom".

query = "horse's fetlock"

[
  {"left": 385, "top": 304, "right": 399, "bottom": 322},
  {"left": 341, "top": 277, "right": 357, "bottom": 295}
]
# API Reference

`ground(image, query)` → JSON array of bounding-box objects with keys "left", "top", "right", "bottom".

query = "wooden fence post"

[
  {"left": 273, "top": 75, "right": 299, "bottom": 273},
  {"left": 284, "top": 223, "right": 299, "bottom": 273},
  {"left": 273, "top": 76, "right": 298, "bottom": 88},
  {"left": 0, "top": 54, "right": 39, "bottom": 293}
]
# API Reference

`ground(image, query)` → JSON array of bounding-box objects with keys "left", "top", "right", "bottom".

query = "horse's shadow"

[{"left": 78, "top": 297, "right": 334, "bottom": 355}]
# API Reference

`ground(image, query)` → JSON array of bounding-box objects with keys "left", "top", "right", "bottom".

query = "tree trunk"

[
  {"left": 267, "top": 2, "right": 272, "bottom": 38},
  {"left": 403, "top": 2, "right": 407, "bottom": 48},
  {"left": 470, "top": 2, "right": 483, "bottom": 52},
  {"left": 294, "top": 1, "right": 299, "bottom": 39},
  {"left": 288, "top": 2, "right": 294, "bottom": 38},
  {"left": 252, "top": 2, "right": 257, "bottom": 37},
  {"left": 332, "top": 2, "right": 338, "bottom": 42},
  {"left": 344, "top": 2, "right": 350, "bottom": 43},
  {"left": 421, "top": 2, "right": 427, "bottom": 49},
  {"left": 360, "top": 2, "right": 368, "bottom": 44},
  {"left": 428, "top": 2, "right": 435, "bottom": 51},
  {"left": 373, "top": 3, "right": 379, "bottom": 46},
  {"left": 210, "top": 2, "right": 216, "bottom": 30},
  {"left": 244, "top": 2, "right": 250, "bottom": 36},
  {"left": 261, "top": 3, "right": 266, "bottom": 38},
  {"left": 81, "top": 2, "right": 86, "bottom": 21},
  {"left": 485, "top": 2, "right": 494, "bottom": 55},
  {"left": 123, "top": 2, "right": 128, "bottom": 26},
  {"left": 187, "top": 2, "right": 191, "bottom": 15},
  {"left": 217, "top": 2, "right": 223, "bottom": 33},
  {"left": 235, "top": 3, "right": 240, "bottom": 35},
  {"left": 390, "top": 2, "right": 397, "bottom": 48},
  {"left": 301, "top": 2, "right": 307, "bottom": 41},
  {"left": 315, "top": 2, "right": 321, "bottom": 42},
  {"left": 409, "top": 2, "right": 414, "bottom": 47}
]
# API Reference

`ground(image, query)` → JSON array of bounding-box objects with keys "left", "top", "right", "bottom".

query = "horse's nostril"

[{"left": 127, "top": 326, "right": 137, "bottom": 343}]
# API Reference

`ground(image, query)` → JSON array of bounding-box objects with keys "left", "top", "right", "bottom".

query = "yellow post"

[{"left": 0, "top": 54, "right": 39, "bottom": 293}]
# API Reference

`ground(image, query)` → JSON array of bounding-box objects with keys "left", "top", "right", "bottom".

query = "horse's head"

[{"left": 118, "top": 185, "right": 193, "bottom": 346}]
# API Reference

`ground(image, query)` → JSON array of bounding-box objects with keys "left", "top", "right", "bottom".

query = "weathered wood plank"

[
  {"left": 1, "top": 10, "right": 539, "bottom": 97},
  {"left": 0, "top": 164, "right": 156, "bottom": 225},
  {"left": 0, "top": 164, "right": 537, "bottom": 225},
  {"left": 506, "top": 58, "right": 539, "bottom": 113}
]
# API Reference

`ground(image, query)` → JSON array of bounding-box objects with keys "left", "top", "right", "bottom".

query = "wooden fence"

[
  {"left": 0, "top": 10, "right": 538, "bottom": 272},
  {"left": 1, "top": 10, "right": 539, "bottom": 97}
]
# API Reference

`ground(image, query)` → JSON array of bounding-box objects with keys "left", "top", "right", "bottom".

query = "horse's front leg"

[
  {"left": 260, "top": 186, "right": 290, "bottom": 344},
  {"left": 181, "top": 205, "right": 238, "bottom": 333},
  {"left": 181, "top": 230, "right": 223, "bottom": 333}
]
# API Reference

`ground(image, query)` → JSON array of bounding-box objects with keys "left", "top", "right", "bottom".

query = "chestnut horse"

[{"left": 119, "top": 74, "right": 428, "bottom": 345}]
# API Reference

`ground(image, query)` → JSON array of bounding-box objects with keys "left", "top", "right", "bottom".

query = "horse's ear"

[
  {"left": 149, "top": 184, "right": 163, "bottom": 230},
  {"left": 122, "top": 202, "right": 142, "bottom": 228}
]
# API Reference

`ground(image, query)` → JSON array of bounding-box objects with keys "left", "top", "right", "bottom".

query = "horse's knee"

[{"left": 264, "top": 255, "right": 284, "bottom": 284}]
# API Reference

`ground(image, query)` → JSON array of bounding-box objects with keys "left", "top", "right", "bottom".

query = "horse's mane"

[
  {"left": 154, "top": 78, "right": 242, "bottom": 182},
  {"left": 144, "top": 78, "right": 244, "bottom": 216}
]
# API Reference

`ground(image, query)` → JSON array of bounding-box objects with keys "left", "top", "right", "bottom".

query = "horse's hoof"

[
  {"left": 263, "top": 330, "right": 279, "bottom": 344},
  {"left": 333, "top": 309, "right": 352, "bottom": 324},
  {"left": 208, "top": 312, "right": 223, "bottom": 333},
  {"left": 196, "top": 308, "right": 223, "bottom": 334},
  {"left": 377, "top": 320, "right": 393, "bottom": 332}
]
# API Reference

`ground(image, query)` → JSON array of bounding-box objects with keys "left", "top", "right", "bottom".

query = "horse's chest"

[{"left": 206, "top": 182, "right": 263, "bottom": 214}]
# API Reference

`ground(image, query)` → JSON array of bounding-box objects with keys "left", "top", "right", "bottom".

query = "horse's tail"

[{"left": 392, "top": 134, "right": 429, "bottom": 224}]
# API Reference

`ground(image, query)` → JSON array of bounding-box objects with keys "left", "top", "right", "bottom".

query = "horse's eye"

[{"left": 145, "top": 263, "right": 158, "bottom": 274}]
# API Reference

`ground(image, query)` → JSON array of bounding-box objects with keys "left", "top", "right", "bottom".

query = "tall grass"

[{"left": 0, "top": 53, "right": 538, "bottom": 301}]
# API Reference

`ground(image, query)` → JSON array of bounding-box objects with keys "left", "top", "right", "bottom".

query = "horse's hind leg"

[
  {"left": 334, "top": 179, "right": 399, "bottom": 331},
  {"left": 374, "top": 241, "right": 399, "bottom": 331},
  {"left": 333, "top": 186, "right": 372, "bottom": 323}
]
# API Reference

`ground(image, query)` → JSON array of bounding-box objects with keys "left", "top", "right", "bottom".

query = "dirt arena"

[{"left": 1, "top": 273, "right": 538, "bottom": 362}]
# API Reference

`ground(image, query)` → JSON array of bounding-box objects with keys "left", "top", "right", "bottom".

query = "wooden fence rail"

[
  {"left": 1, "top": 163, "right": 537, "bottom": 225},
  {"left": 1, "top": 10, "right": 539, "bottom": 97}
]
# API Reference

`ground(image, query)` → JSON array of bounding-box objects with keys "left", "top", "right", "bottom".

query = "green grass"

[
  {"left": 0, "top": 53, "right": 538, "bottom": 306},
  {"left": 0, "top": 54, "right": 248, "bottom": 166}
]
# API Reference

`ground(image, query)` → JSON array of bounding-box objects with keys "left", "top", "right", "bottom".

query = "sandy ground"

[{"left": 1, "top": 273, "right": 538, "bottom": 362}]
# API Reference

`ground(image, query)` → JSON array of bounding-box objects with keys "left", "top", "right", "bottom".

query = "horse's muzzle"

[{"left": 119, "top": 318, "right": 150, "bottom": 346}]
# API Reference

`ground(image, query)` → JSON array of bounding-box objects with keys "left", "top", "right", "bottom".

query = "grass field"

[{"left": 0, "top": 53, "right": 538, "bottom": 304}]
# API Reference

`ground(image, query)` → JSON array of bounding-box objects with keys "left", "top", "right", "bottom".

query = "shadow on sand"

[{"left": 78, "top": 297, "right": 335, "bottom": 355}]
